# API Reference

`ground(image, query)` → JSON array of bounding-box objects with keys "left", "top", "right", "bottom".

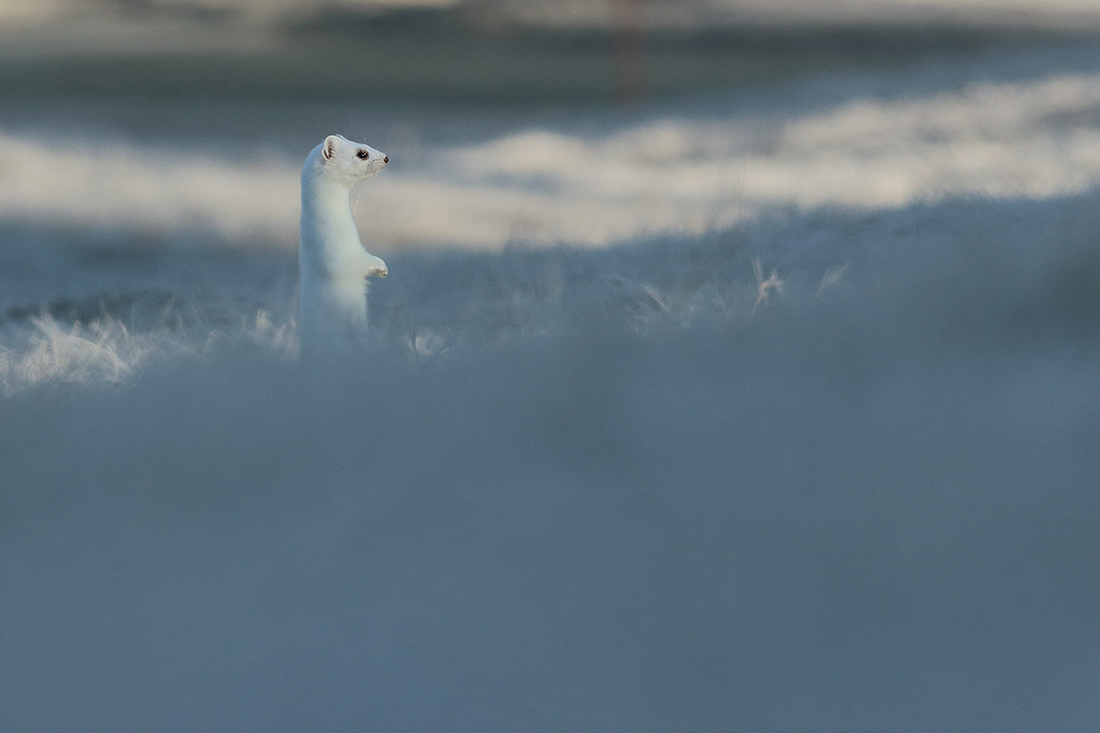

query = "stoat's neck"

[
  {"left": 300, "top": 170, "right": 362, "bottom": 277},
  {"left": 301, "top": 172, "right": 355, "bottom": 235}
]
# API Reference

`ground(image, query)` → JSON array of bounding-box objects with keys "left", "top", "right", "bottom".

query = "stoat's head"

[{"left": 310, "top": 134, "right": 388, "bottom": 187}]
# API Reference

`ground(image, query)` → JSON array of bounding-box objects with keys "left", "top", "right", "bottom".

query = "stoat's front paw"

[{"left": 368, "top": 259, "right": 388, "bottom": 278}]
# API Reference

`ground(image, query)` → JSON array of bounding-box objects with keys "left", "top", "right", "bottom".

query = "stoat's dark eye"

[{"left": 356, "top": 149, "right": 369, "bottom": 160}]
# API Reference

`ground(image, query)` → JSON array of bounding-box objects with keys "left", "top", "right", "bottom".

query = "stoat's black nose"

[{"left": 383, "top": 155, "right": 389, "bottom": 164}]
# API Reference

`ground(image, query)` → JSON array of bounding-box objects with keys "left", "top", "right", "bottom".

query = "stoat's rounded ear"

[{"left": 322, "top": 135, "right": 340, "bottom": 161}]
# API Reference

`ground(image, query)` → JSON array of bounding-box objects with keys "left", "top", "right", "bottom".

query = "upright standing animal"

[{"left": 298, "top": 134, "right": 389, "bottom": 354}]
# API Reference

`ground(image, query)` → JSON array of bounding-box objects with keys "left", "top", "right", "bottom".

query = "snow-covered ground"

[{"left": 2, "top": 37, "right": 1100, "bottom": 732}]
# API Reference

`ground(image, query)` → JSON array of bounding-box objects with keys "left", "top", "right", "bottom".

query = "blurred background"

[
  {"left": 8, "top": 0, "right": 1096, "bottom": 106},
  {"left": 3, "top": 0, "right": 1100, "bottom": 258}
]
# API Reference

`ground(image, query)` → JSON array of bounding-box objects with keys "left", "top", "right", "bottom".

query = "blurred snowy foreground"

[{"left": 3, "top": 46, "right": 1100, "bottom": 732}]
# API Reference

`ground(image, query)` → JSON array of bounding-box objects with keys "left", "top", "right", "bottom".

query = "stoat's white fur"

[{"left": 298, "top": 133, "right": 389, "bottom": 354}]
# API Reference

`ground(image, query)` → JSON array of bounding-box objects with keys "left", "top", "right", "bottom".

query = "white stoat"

[{"left": 298, "top": 134, "right": 389, "bottom": 354}]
